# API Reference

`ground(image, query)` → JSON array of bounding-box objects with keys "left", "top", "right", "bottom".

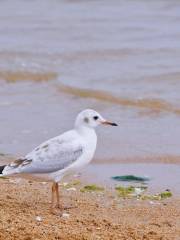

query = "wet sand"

[{"left": 0, "top": 177, "right": 179, "bottom": 240}]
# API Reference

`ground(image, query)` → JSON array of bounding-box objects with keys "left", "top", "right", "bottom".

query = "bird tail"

[
  {"left": 0, "top": 165, "right": 6, "bottom": 175},
  {"left": 0, "top": 158, "right": 28, "bottom": 176}
]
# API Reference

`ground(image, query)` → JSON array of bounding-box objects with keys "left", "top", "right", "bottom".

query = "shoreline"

[
  {"left": 1, "top": 155, "right": 180, "bottom": 195},
  {"left": 2, "top": 154, "right": 180, "bottom": 165},
  {"left": 93, "top": 155, "right": 180, "bottom": 165}
]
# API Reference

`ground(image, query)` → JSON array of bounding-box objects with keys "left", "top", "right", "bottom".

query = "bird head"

[{"left": 75, "top": 109, "right": 118, "bottom": 129}]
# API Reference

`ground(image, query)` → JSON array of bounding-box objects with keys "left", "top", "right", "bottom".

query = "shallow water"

[
  {"left": 84, "top": 163, "right": 180, "bottom": 194},
  {"left": 0, "top": 0, "right": 180, "bottom": 162}
]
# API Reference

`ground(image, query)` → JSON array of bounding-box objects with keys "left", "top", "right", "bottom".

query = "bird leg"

[
  {"left": 51, "top": 182, "right": 63, "bottom": 215},
  {"left": 51, "top": 182, "right": 76, "bottom": 215},
  {"left": 51, "top": 182, "right": 56, "bottom": 212},
  {"left": 55, "top": 182, "right": 61, "bottom": 209}
]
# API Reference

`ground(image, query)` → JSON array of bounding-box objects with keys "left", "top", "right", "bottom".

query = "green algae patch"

[
  {"left": 80, "top": 184, "right": 104, "bottom": 193},
  {"left": 112, "top": 175, "right": 150, "bottom": 183},
  {"left": 140, "top": 190, "right": 172, "bottom": 201},
  {"left": 140, "top": 195, "right": 160, "bottom": 201},
  {"left": 71, "top": 180, "right": 81, "bottom": 186},
  {"left": 115, "top": 186, "right": 136, "bottom": 198},
  {"left": 63, "top": 180, "right": 81, "bottom": 189},
  {"left": 115, "top": 186, "right": 172, "bottom": 200},
  {"left": 115, "top": 185, "right": 148, "bottom": 198},
  {"left": 160, "top": 191, "right": 172, "bottom": 199}
]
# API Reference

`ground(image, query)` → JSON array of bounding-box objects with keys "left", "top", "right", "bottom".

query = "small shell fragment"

[
  {"left": 36, "top": 216, "right": 42, "bottom": 222},
  {"left": 41, "top": 182, "right": 47, "bottom": 185},
  {"left": 62, "top": 213, "right": 70, "bottom": 218},
  {"left": 66, "top": 187, "right": 76, "bottom": 191}
]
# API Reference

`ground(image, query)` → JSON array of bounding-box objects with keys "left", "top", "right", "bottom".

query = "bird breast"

[{"left": 69, "top": 129, "right": 97, "bottom": 171}]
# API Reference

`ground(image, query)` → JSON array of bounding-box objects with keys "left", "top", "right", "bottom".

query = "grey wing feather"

[{"left": 14, "top": 138, "right": 84, "bottom": 174}]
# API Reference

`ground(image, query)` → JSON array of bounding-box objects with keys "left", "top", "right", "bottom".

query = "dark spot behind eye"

[
  {"left": 84, "top": 117, "right": 89, "bottom": 123},
  {"left": 93, "top": 116, "right": 99, "bottom": 120}
]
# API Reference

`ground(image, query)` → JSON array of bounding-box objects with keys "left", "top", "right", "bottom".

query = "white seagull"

[{"left": 0, "top": 109, "right": 117, "bottom": 214}]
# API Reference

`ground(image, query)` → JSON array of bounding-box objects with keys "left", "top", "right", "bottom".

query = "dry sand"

[{"left": 0, "top": 177, "right": 180, "bottom": 240}]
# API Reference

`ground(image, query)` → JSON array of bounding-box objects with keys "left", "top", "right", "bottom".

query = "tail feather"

[{"left": 0, "top": 165, "right": 6, "bottom": 174}]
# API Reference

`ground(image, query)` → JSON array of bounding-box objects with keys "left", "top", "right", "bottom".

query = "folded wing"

[{"left": 3, "top": 135, "right": 84, "bottom": 175}]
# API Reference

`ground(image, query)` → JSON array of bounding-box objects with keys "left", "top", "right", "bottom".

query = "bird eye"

[{"left": 93, "top": 116, "right": 99, "bottom": 120}]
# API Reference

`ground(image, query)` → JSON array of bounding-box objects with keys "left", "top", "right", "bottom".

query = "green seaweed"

[
  {"left": 71, "top": 180, "right": 81, "bottom": 186},
  {"left": 80, "top": 184, "right": 104, "bottom": 192},
  {"left": 160, "top": 190, "right": 172, "bottom": 199},
  {"left": 140, "top": 190, "right": 172, "bottom": 201},
  {"left": 115, "top": 185, "right": 148, "bottom": 198},
  {"left": 112, "top": 175, "right": 150, "bottom": 183},
  {"left": 115, "top": 186, "right": 136, "bottom": 198},
  {"left": 140, "top": 195, "right": 160, "bottom": 201},
  {"left": 63, "top": 180, "right": 81, "bottom": 189},
  {"left": 115, "top": 185, "right": 172, "bottom": 200}
]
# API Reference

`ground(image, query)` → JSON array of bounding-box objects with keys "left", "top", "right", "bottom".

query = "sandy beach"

[{"left": 0, "top": 175, "right": 179, "bottom": 240}]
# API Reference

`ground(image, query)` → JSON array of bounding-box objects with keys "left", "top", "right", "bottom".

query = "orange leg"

[
  {"left": 51, "top": 182, "right": 62, "bottom": 215},
  {"left": 51, "top": 182, "right": 56, "bottom": 212},
  {"left": 55, "top": 182, "right": 61, "bottom": 209}
]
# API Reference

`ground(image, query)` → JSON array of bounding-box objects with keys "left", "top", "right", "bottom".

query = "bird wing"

[{"left": 3, "top": 131, "right": 84, "bottom": 175}]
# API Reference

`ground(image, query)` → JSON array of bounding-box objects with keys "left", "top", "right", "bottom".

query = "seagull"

[{"left": 0, "top": 109, "right": 117, "bottom": 214}]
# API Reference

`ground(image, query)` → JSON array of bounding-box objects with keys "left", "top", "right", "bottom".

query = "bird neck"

[
  {"left": 75, "top": 126, "right": 97, "bottom": 153},
  {"left": 75, "top": 125, "right": 96, "bottom": 138}
]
